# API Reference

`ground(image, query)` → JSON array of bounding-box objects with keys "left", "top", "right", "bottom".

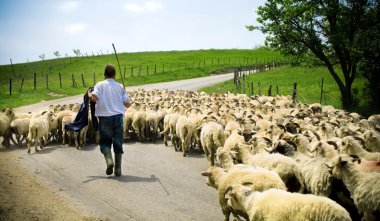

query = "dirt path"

[{"left": 0, "top": 149, "right": 100, "bottom": 221}]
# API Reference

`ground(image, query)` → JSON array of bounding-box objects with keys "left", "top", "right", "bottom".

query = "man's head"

[{"left": 104, "top": 64, "right": 116, "bottom": 79}]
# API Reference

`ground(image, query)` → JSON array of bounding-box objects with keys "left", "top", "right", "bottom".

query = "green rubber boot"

[
  {"left": 103, "top": 148, "right": 114, "bottom": 175},
  {"left": 114, "top": 154, "right": 122, "bottom": 176}
]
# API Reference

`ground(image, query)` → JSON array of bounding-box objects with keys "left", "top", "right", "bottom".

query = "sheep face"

[
  {"left": 327, "top": 155, "right": 356, "bottom": 180},
  {"left": 201, "top": 166, "right": 224, "bottom": 189},
  {"left": 225, "top": 184, "right": 252, "bottom": 212}
]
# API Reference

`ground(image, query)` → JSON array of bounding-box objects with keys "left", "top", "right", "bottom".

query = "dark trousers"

[{"left": 98, "top": 114, "right": 124, "bottom": 154}]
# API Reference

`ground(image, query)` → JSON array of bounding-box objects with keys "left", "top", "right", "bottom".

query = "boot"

[
  {"left": 103, "top": 148, "right": 114, "bottom": 175},
  {"left": 114, "top": 154, "right": 122, "bottom": 176}
]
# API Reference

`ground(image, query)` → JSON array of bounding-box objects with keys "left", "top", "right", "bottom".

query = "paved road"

[{"left": 13, "top": 73, "right": 234, "bottom": 221}]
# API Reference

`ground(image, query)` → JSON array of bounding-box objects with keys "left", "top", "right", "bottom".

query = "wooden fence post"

[
  {"left": 81, "top": 74, "right": 86, "bottom": 87},
  {"left": 131, "top": 67, "right": 134, "bottom": 77},
  {"left": 250, "top": 82, "right": 254, "bottom": 96},
  {"left": 276, "top": 85, "right": 279, "bottom": 95},
  {"left": 46, "top": 74, "right": 49, "bottom": 89},
  {"left": 123, "top": 66, "right": 126, "bottom": 79},
  {"left": 59, "top": 72, "right": 62, "bottom": 88},
  {"left": 9, "top": 78, "right": 12, "bottom": 95},
  {"left": 320, "top": 78, "right": 324, "bottom": 104},
  {"left": 10, "top": 59, "right": 16, "bottom": 78},
  {"left": 292, "top": 82, "right": 297, "bottom": 100},
  {"left": 20, "top": 78, "right": 24, "bottom": 93},
  {"left": 268, "top": 85, "right": 272, "bottom": 96},
  {"left": 258, "top": 82, "right": 262, "bottom": 96},
  {"left": 34, "top": 72, "right": 37, "bottom": 90},
  {"left": 154, "top": 64, "right": 157, "bottom": 75},
  {"left": 147, "top": 66, "right": 149, "bottom": 76},
  {"left": 139, "top": 66, "right": 141, "bottom": 76}
]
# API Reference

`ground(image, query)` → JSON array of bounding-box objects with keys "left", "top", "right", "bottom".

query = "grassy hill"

[{"left": 0, "top": 48, "right": 286, "bottom": 109}]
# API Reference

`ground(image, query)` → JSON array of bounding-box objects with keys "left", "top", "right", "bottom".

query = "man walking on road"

[{"left": 88, "top": 64, "right": 131, "bottom": 176}]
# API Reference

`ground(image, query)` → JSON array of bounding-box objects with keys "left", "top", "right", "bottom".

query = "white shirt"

[{"left": 92, "top": 79, "right": 130, "bottom": 117}]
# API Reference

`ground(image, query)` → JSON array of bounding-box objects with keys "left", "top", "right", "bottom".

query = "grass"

[
  {"left": 0, "top": 48, "right": 286, "bottom": 109},
  {"left": 199, "top": 65, "right": 368, "bottom": 111}
]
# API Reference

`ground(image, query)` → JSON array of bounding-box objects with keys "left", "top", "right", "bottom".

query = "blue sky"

[{"left": 0, "top": 0, "right": 266, "bottom": 65}]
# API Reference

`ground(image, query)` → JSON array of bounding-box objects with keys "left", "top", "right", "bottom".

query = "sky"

[{"left": 0, "top": 0, "right": 267, "bottom": 65}]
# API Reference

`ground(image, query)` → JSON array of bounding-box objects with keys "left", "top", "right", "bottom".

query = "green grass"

[
  {"left": 199, "top": 65, "right": 368, "bottom": 111},
  {"left": 0, "top": 49, "right": 286, "bottom": 109}
]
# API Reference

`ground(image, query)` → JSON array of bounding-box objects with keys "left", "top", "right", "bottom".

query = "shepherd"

[{"left": 88, "top": 64, "right": 132, "bottom": 176}]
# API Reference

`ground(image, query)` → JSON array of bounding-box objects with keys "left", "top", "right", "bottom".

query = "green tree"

[{"left": 250, "top": 0, "right": 378, "bottom": 110}]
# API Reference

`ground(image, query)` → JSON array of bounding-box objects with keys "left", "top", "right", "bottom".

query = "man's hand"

[{"left": 88, "top": 89, "right": 98, "bottom": 102}]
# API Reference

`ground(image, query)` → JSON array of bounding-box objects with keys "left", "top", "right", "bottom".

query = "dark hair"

[{"left": 104, "top": 64, "right": 116, "bottom": 78}]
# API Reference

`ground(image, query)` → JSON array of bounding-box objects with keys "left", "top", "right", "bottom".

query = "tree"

[
  {"left": 53, "top": 51, "right": 61, "bottom": 58},
  {"left": 73, "top": 48, "right": 81, "bottom": 57},
  {"left": 39, "top": 53, "right": 45, "bottom": 61},
  {"left": 250, "top": 0, "right": 378, "bottom": 110}
]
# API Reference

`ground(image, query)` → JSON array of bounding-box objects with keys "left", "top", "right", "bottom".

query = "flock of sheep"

[{"left": 1, "top": 88, "right": 380, "bottom": 221}]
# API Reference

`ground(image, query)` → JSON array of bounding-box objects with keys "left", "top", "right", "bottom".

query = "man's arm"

[{"left": 87, "top": 89, "right": 99, "bottom": 102}]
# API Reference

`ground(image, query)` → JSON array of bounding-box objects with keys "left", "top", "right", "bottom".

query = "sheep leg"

[
  {"left": 16, "top": 134, "right": 22, "bottom": 148},
  {"left": 75, "top": 132, "right": 79, "bottom": 149},
  {"left": 62, "top": 131, "right": 66, "bottom": 146}
]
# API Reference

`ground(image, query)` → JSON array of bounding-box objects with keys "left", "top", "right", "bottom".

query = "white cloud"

[
  {"left": 59, "top": 1, "right": 81, "bottom": 13},
  {"left": 64, "top": 23, "right": 86, "bottom": 34},
  {"left": 124, "top": 4, "right": 144, "bottom": 12},
  {"left": 123, "top": 1, "right": 162, "bottom": 13},
  {"left": 144, "top": 1, "right": 162, "bottom": 11}
]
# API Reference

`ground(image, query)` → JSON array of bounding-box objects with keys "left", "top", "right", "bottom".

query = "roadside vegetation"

[{"left": 199, "top": 65, "right": 370, "bottom": 115}]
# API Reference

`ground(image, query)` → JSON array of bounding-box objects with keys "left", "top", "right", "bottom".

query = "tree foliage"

[{"left": 250, "top": 0, "right": 379, "bottom": 111}]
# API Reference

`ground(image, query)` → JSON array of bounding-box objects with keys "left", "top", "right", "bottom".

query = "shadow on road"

[{"left": 83, "top": 174, "right": 159, "bottom": 183}]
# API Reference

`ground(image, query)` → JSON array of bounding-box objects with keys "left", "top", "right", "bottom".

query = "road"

[{"left": 12, "top": 73, "right": 234, "bottom": 221}]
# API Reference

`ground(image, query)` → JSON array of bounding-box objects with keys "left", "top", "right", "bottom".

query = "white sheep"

[
  {"left": 175, "top": 116, "right": 196, "bottom": 156},
  {"left": 327, "top": 154, "right": 380, "bottom": 221},
  {"left": 10, "top": 118, "right": 30, "bottom": 147},
  {"left": 265, "top": 139, "right": 333, "bottom": 197},
  {"left": 146, "top": 109, "right": 159, "bottom": 142},
  {"left": 340, "top": 136, "right": 380, "bottom": 161},
  {"left": 131, "top": 108, "right": 147, "bottom": 142},
  {"left": 200, "top": 121, "right": 226, "bottom": 166},
  {"left": 0, "top": 108, "right": 15, "bottom": 148},
  {"left": 27, "top": 111, "right": 53, "bottom": 153},
  {"left": 201, "top": 165, "right": 286, "bottom": 221},
  {"left": 225, "top": 185, "right": 352, "bottom": 221},
  {"left": 361, "top": 130, "right": 380, "bottom": 153},
  {"left": 233, "top": 143, "right": 305, "bottom": 193}
]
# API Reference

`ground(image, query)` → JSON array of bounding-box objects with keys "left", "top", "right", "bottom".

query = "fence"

[{"left": 0, "top": 57, "right": 289, "bottom": 96}]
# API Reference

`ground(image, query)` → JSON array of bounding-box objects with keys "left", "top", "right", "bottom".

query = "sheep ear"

[
  {"left": 324, "top": 161, "right": 333, "bottom": 168},
  {"left": 327, "top": 141, "right": 339, "bottom": 150},
  {"left": 242, "top": 182, "right": 254, "bottom": 186},
  {"left": 201, "top": 171, "right": 211, "bottom": 176},
  {"left": 349, "top": 155, "right": 361, "bottom": 164}
]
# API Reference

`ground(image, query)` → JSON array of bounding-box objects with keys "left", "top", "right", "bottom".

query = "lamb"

[
  {"left": 233, "top": 143, "right": 305, "bottom": 193},
  {"left": 10, "top": 118, "right": 30, "bottom": 147},
  {"left": 0, "top": 108, "right": 15, "bottom": 148},
  {"left": 327, "top": 154, "right": 380, "bottom": 221},
  {"left": 201, "top": 165, "right": 286, "bottom": 221},
  {"left": 309, "top": 140, "right": 340, "bottom": 160},
  {"left": 200, "top": 121, "right": 226, "bottom": 166},
  {"left": 27, "top": 111, "right": 54, "bottom": 153},
  {"left": 225, "top": 185, "right": 352, "bottom": 221}
]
